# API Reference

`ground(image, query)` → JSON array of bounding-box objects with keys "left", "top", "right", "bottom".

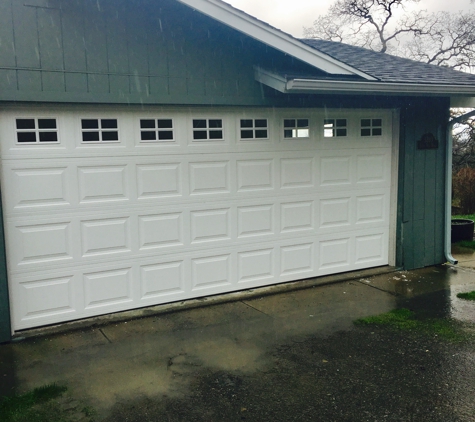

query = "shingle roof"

[{"left": 301, "top": 39, "right": 475, "bottom": 86}]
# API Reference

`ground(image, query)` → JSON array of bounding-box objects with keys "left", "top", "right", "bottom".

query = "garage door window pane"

[
  {"left": 283, "top": 118, "right": 309, "bottom": 139},
  {"left": 17, "top": 132, "right": 37, "bottom": 143},
  {"left": 16, "top": 118, "right": 59, "bottom": 144},
  {"left": 140, "top": 119, "right": 174, "bottom": 142},
  {"left": 16, "top": 119, "right": 35, "bottom": 130},
  {"left": 81, "top": 118, "right": 119, "bottom": 143},
  {"left": 361, "top": 118, "right": 383, "bottom": 137},
  {"left": 240, "top": 119, "right": 268, "bottom": 140},
  {"left": 193, "top": 119, "right": 224, "bottom": 141},
  {"left": 324, "top": 119, "right": 347, "bottom": 137}
]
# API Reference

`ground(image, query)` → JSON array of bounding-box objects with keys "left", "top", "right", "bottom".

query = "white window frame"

[
  {"left": 15, "top": 117, "right": 60, "bottom": 144},
  {"left": 139, "top": 118, "right": 175, "bottom": 143},
  {"left": 80, "top": 118, "right": 120, "bottom": 143}
]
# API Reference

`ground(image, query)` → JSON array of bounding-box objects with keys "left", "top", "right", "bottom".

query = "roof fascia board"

[
  {"left": 176, "top": 0, "right": 377, "bottom": 80},
  {"left": 286, "top": 78, "right": 475, "bottom": 97}
]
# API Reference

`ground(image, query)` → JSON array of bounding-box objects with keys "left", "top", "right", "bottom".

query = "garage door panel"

[
  {"left": 280, "top": 201, "right": 314, "bottom": 233},
  {"left": 13, "top": 221, "right": 73, "bottom": 266},
  {"left": 236, "top": 158, "right": 274, "bottom": 192},
  {"left": 3, "top": 164, "right": 73, "bottom": 212},
  {"left": 140, "top": 260, "right": 185, "bottom": 300},
  {"left": 78, "top": 165, "right": 129, "bottom": 203},
  {"left": 136, "top": 163, "right": 182, "bottom": 199},
  {"left": 237, "top": 248, "right": 275, "bottom": 285},
  {"left": 280, "top": 157, "right": 314, "bottom": 189},
  {"left": 3, "top": 107, "right": 394, "bottom": 331}
]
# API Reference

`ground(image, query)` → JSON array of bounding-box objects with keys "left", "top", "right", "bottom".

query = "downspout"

[{"left": 446, "top": 109, "right": 475, "bottom": 265}]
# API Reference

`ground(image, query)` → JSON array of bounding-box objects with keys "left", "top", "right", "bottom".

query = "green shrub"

[{"left": 453, "top": 168, "right": 475, "bottom": 214}]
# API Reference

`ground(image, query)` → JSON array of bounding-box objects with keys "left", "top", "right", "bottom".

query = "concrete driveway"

[{"left": 1, "top": 264, "right": 475, "bottom": 421}]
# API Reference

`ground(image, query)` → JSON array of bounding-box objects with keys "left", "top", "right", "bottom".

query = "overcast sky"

[{"left": 225, "top": 0, "right": 473, "bottom": 37}]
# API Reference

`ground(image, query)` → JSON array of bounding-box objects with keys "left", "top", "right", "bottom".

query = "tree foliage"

[{"left": 303, "top": 0, "right": 475, "bottom": 71}]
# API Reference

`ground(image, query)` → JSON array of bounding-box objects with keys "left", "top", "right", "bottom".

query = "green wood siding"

[
  {"left": 397, "top": 98, "right": 449, "bottom": 270},
  {"left": 0, "top": 192, "right": 11, "bottom": 343},
  {"left": 0, "top": 0, "right": 325, "bottom": 105}
]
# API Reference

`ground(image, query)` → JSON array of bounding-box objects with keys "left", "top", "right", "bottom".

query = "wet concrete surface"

[{"left": 1, "top": 265, "right": 475, "bottom": 421}]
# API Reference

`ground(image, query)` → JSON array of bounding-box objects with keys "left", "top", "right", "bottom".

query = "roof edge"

[
  {"left": 255, "top": 68, "right": 475, "bottom": 98},
  {"left": 175, "top": 0, "right": 377, "bottom": 80}
]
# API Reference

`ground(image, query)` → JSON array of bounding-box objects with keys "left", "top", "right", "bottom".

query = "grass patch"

[
  {"left": 452, "top": 214, "right": 475, "bottom": 221},
  {"left": 354, "top": 308, "right": 466, "bottom": 342},
  {"left": 0, "top": 383, "right": 67, "bottom": 422},
  {"left": 457, "top": 240, "right": 475, "bottom": 250},
  {"left": 457, "top": 291, "right": 475, "bottom": 301}
]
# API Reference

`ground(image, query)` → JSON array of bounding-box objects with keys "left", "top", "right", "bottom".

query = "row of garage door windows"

[{"left": 15, "top": 117, "right": 383, "bottom": 144}]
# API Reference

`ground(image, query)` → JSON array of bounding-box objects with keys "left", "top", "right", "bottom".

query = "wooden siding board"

[
  {"left": 109, "top": 75, "right": 130, "bottom": 97},
  {"left": 61, "top": 0, "right": 87, "bottom": 72},
  {"left": 0, "top": 192, "right": 11, "bottom": 343},
  {"left": 0, "top": 69, "right": 17, "bottom": 91},
  {"left": 65, "top": 72, "right": 87, "bottom": 93},
  {"left": 149, "top": 76, "right": 169, "bottom": 96},
  {"left": 37, "top": 7, "right": 64, "bottom": 71},
  {"left": 12, "top": 0, "right": 40, "bottom": 68},
  {"left": 423, "top": 149, "right": 437, "bottom": 266},
  {"left": 0, "top": 0, "right": 16, "bottom": 67},
  {"left": 83, "top": 0, "right": 108, "bottom": 73},
  {"left": 87, "top": 73, "right": 109, "bottom": 94},
  {"left": 104, "top": 1, "right": 129, "bottom": 75},
  {"left": 126, "top": 8, "right": 149, "bottom": 76},
  {"left": 147, "top": 32, "right": 168, "bottom": 77},
  {"left": 42, "top": 71, "right": 65, "bottom": 92},
  {"left": 17, "top": 70, "right": 42, "bottom": 92}
]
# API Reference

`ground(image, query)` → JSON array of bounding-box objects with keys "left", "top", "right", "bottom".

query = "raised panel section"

[
  {"left": 189, "top": 161, "right": 230, "bottom": 195},
  {"left": 355, "top": 234, "right": 385, "bottom": 263},
  {"left": 16, "top": 222, "right": 71, "bottom": 265},
  {"left": 320, "top": 157, "right": 351, "bottom": 186},
  {"left": 237, "top": 159, "right": 273, "bottom": 192},
  {"left": 81, "top": 218, "right": 130, "bottom": 256},
  {"left": 12, "top": 167, "right": 69, "bottom": 208},
  {"left": 191, "top": 209, "right": 230, "bottom": 243},
  {"left": 356, "top": 195, "right": 385, "bottom": 223},
  {"left": 357, "top": 154, "right": 386, "bottom": 183},
  {"left": 319, "top": 238, "right": 350, "bottom": 270},
  {"left": 78, "top": 165, "right": 128, "bottom": 203},
  {"left": 238, "top": 205, "right": 273, "bottom": 237},
  {"left": 281, "top": 201, "right": 313, "bottom": 233},
  {"left": 281, "top": 243, "right": 313, "bottom": 275},
  {"left": 84, "top": 268, "right": 133, "bottom": 309},
  {"left": 281, "top": 158, "right": 313, "bottom": 188},
  {"left": 139, "top": 213, "right": 183, "bottom": 249},
  {"left": 238, "top": 249, "right": 273, "bottom": 283},
  {"left": 136, "top": 163, "right": 181, "bottom": 199},
  {"left": 141, "top": 261, "right": 184, "bottom": 299},
  {"left": 192, "top": 255, "right": 231, "bottom": 290},
  {"left": 320, "top": 198, "right": 350, "bottom": 228},
  {"left": 19, "top": 276, "right": 74, "bottom": 319}
]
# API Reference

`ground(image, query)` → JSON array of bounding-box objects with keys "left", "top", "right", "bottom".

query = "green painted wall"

[
  {"left": 0, "top": 192, "right": 11, "bottom": 343},
  {"left": 0, "top": 0, "right": 324, "bottom": 105},
  {"left": 397, "top": 97, "right": 449, "bottom": 270}
]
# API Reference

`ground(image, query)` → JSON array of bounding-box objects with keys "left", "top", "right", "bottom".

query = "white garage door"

[{"left": 0, "top": 106, "right": 396, "bottom": 331}]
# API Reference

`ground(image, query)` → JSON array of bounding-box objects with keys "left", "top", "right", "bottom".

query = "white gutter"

[
  {"left": 286, "top": 79, "right": 475, "bottom": 97},
  {"left": 176, "top": 0, "right": 377, "bottom": 80},
  {"left": 445, "top": 109, "right": 475, "bottom": 265},
  {"left": 254, "top": 68, "right": 475, "bottom": 97}
]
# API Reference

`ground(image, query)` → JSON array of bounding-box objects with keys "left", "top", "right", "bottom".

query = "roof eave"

[
  {"left": 176, "top": 0, "right": 377, "bottom": 80},
  {"left": 288, "top": 78, "right": 475, "bottom": 97},
  {"left": 255, "top": 68, "right": 475, "bottom": 99}
]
